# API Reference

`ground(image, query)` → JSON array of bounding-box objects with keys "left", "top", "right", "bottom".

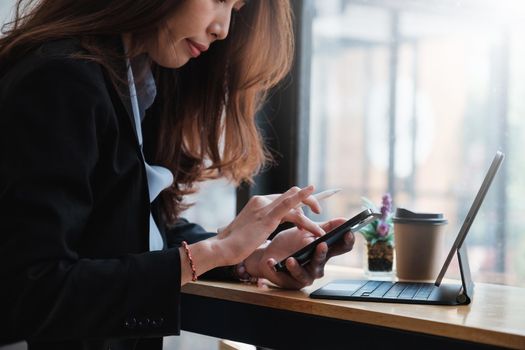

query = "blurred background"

[{"left": 308, "top": 0, "right": 525, "bottom": 287}]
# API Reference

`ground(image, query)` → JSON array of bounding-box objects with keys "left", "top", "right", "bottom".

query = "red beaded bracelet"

[{"left": 181, "top": 241, "right": 197, "bottom": 281}]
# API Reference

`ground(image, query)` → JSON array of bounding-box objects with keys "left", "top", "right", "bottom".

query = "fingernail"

[{"left": 267, "top": 259, "right": 277, "bottom": 271}]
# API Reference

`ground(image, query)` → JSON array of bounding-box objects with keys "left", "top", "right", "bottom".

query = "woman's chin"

[{"left": 150, "top": 54, "right": 189, "bottom": 69}]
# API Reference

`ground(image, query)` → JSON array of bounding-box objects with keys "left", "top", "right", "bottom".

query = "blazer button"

[{"left": 124, "top": 317, "right": 137, "bottom": 329}]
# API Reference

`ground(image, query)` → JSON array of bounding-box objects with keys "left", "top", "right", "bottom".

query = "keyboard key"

[
  {"left": 414, "top": 284, "right": 435, "bottom": 300},
  {"left": 383, "top": 283, "right": 408, "bottom": 298},
  {"left": 369, "top": 282, "right": 395, "bottom": 298},
  {"left": 351, "top": 281, "right": 381, "bottom": 297},
  {"left": 398, "top": 284, "right": 421, "bottom": 299}
]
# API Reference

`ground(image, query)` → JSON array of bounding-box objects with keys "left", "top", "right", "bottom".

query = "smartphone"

[{"left": 274, "top": 208, "right": 379, "bottom": 273}]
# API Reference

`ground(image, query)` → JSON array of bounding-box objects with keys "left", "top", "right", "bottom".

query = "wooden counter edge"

[{"left": 181, "top": 281, "right": 525, "bottom": 349}]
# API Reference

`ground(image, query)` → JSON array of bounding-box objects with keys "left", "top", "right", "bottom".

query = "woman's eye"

[{"left": 217, "top": 0, "right": 245, "bottom": 13}]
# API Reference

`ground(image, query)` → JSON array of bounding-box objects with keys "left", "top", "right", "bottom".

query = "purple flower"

[
  {"left": 379, "top": 193, "right": 392, "bottom": 220},
  {"left": 376, "top": 221, "right": 389, "bottom": 237},
  {"left": 359, "top": 193, "right": 394, "bottom": 244},
  {"left": 382, "top": 193, "right": 392, "bottom": 212}
]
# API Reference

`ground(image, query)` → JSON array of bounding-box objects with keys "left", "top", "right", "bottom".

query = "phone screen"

[{"left": 274, "top": 209, "right": 379, "bottom": 273}]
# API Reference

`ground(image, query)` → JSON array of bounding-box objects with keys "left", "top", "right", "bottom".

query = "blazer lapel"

[{"left": 105, "top": 36, "right": 141, "bottom": 147}]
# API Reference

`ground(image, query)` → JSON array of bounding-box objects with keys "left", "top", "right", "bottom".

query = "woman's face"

[{"left": 145, "top": 0, "right": 246, "bottom": 68}]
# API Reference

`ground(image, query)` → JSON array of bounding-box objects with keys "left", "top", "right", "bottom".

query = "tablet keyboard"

[{"left": 352, "top": 281, "right": 437, "bottom": 300}]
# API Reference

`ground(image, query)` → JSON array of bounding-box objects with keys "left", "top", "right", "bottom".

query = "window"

[
  {"left": 0, "top": 2, "right": 14, "bottom": 24},
  {"left": 181, "top": 179, "right": 236, "bottom": 232},
  {"left": 308, "top": 0, "right": 525, "bottom": 287}
]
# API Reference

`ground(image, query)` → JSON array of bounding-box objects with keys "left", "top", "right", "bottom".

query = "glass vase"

[{"left": 365, "top": 241, "right": 395, "bottom": 280}]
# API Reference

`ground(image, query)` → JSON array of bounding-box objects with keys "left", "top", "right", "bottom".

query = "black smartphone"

[{"left": 274, "top": 209, "right": 379, "bottom": 273}]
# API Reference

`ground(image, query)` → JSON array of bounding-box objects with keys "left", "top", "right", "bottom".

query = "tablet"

[{"left": 274, "top": 208, "right": 379, "bottom": 272}]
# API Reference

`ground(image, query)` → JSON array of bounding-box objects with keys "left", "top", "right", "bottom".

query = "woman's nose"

[{"left": 209, "top": 13, "right": 232, "bottom": 41}]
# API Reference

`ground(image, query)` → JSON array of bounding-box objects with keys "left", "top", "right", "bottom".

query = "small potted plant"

[{"left": 359, "top": 193, "right": 394, "bottom": 274}]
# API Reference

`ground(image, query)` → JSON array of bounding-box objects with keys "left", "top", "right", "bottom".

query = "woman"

[{"left": 0, "top": 1, "right": 355, "bottom": 349}]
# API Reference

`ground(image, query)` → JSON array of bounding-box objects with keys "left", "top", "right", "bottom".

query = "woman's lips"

[{"left": 186, "top": 39, "right": 207, "bottom": 58}]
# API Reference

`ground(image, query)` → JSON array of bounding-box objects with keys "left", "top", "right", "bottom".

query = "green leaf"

[
  {"left": 361, "top": 197, "right": 379, "bottom": 212},
  {"left": 358, "top": 222, "right": 376, "bottom": 235},
  {"left": 359, "top": 231, "right": 375, "bottom": 241}
]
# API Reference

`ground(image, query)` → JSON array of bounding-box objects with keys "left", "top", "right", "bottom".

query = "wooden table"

[{"left": 181, "top": 265, "right": 525, "bottom": 349}]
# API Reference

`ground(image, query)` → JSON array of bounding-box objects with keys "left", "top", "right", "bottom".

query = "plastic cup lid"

[{"left": 392, "top": 208, "right": 448, "bottom": 225}]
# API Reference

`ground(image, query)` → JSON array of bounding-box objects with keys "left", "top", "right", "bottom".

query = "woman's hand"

[
  {"left": 243, "top": 218, "right": 355, "bottom": 289},
  {"left": 213, "top": 185, "right": 325, "bottom": 266}
]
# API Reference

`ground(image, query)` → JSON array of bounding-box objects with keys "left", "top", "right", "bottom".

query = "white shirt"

[{"left": 126, "top": 54, "right": 173, "bottom": 251}]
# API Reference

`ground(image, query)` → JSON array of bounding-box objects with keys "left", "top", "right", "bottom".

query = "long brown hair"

[{"left": 0, "top": 0, "right": 294, "bottom": 223}]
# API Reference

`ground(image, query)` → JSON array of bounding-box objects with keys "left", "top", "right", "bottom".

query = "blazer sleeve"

[
  {"left": 0, "top": 58, "right": 182, "bottom": 342},
  {"left": 164, "top": 218, "right": 237, "bottom": 281}
]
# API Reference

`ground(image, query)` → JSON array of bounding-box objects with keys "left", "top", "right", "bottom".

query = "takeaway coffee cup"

[{"left": 393, "top": 208, "right": 448, "bottom": 281}]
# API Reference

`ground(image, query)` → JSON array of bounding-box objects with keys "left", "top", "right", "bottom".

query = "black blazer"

[{"left": 0, "top": 38, "right": 225, "bottom": 350}]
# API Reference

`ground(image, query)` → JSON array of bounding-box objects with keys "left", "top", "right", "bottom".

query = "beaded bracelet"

[{"left": 181, "top": 241, "right": 197, "bottom": 281}]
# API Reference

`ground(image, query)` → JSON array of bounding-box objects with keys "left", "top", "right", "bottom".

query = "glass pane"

[
  {"left": 0, "top": 1, "right": 14, "bottom": 24},
  {"left": 309, "top": 0, "right": 525, "bottom": 287},
  {"left": 0, "top": 3, "right": 12, "bottom": 19},
  {"left": 182, "top": 178, "right": 236, "bottom": 232}
]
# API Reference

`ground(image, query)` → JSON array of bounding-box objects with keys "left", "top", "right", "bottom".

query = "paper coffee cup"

[{"left": 393, "top": 208, "right": 448, "bottom": 281}]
